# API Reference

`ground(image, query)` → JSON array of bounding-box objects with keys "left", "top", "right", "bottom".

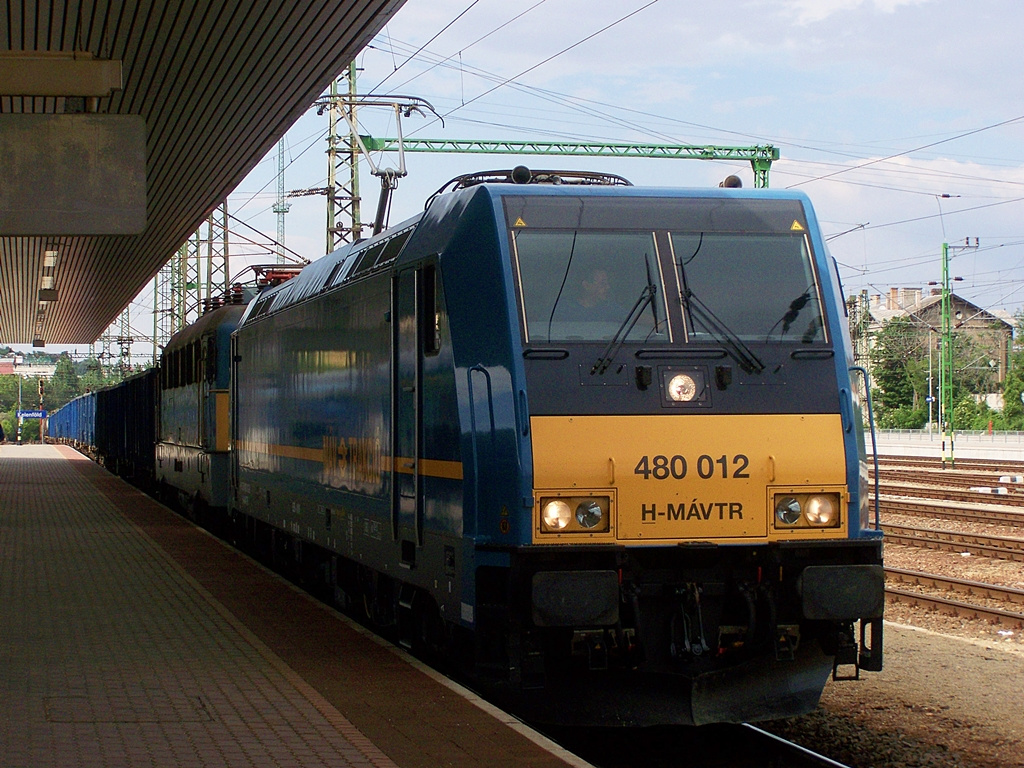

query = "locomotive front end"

[{"left": 498, "top": 187, "right": 883, "bottom": 725}]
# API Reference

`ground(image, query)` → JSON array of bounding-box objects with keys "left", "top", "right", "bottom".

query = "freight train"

[{"left": 49, "top": 168, "right": 884, "bottom": 726}]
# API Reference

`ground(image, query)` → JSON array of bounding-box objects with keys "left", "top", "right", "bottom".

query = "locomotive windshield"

[
  {"left": 672, "top": 232, "right": 824, "bottom": 343},
  {"left": 513, "top": 230, "right": 670, "bottom": 344},
  {"left": 505, "top": 194, "right": 827, "bottom": 347}
]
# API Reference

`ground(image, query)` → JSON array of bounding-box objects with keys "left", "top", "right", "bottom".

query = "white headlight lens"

[
  {"left": 775, "top": 496, "right": 802, "bottom": 525},
  {"left": 541, "top": 500, "right": 572, "bottom": 530},
  {"left": 805, "top": 495, "right": 836, "bottom": 526},
  {"left": 576, "top": 500, "right": 604, "bottom": 529},
  {"left": 667, "top": 373, "right": 698, "bottom": 402}
]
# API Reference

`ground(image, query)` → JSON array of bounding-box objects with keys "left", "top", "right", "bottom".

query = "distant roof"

[{"left": 866, "top": 292, "right": 1012, "bottom": 330}]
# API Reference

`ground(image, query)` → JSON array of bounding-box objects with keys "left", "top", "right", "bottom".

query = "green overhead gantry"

[
  {"left": 359, "top": 136, "right": 779, "bottom": 188},
  {"left": 307, "top": 76, "right": 781, "bottom": 250}
]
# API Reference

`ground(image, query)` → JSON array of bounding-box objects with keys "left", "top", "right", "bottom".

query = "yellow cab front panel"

[{"left": 530, "top": 413, "right": 849, "bottom": 545}]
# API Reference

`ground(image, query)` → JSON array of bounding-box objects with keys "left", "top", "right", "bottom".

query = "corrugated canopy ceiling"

[{"left": 0, "top": 0, "right": 404, "bottom": 345}]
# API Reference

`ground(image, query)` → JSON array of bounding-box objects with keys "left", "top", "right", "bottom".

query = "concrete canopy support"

[
  {"left": 0, "top": 114, "right": 146, "bottom": 235},
  {"left": 0, "top": 52, "right": 122, "bottom": 97}
]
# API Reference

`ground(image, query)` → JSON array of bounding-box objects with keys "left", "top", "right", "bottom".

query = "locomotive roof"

[
  {"left": 164, "top": 302, "right": 249, "bottom": 354},
  {"left": 239, "top": 214, "right": 422, "bottom": 325},
  {"left": 237, "top": 181, "right": 818, "bottom": 326}
]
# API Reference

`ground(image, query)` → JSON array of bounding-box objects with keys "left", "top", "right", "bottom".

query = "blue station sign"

[{"left": 17, "top": 409, "right": 47, "bottom": 419}]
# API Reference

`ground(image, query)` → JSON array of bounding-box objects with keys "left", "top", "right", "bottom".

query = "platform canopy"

[{"left": 0, "top": 0, "right": 405, "bottom": 345}]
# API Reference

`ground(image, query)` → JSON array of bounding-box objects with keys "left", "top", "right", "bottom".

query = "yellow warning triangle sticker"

[
  {"left": 790, "top": 220, "right": 805, "bottom": 231},
  {"left": 513, "top": 217, "right": 527, "bottom": 227}
]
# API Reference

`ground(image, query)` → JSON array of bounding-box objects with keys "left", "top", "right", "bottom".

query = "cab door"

[{"left": 392, "top": 269, "right": 421, "bottom": 558}]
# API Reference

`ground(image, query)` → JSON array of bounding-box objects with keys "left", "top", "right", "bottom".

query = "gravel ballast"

[
  {"left": 764, "top": 619, "right": 1024, "bottom": 767},
  {"left": 761, "top": 535, "right": 1024, "bottom": 767}
]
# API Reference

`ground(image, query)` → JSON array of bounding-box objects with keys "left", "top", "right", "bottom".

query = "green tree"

[
  {"left": 949, "top": 331, "right": 1001, "bottom": 402},
  {"left": 999, "top": 311, "right": 1024, "bottom": 429},
  {"left": 0, "top": 374, "right": 19, "bottom": 412},
  {"left": 49, "top": 353, "right": 80, "bottom": 406},
  {"left": 870, "top": 312, "right": 1016, "bottom": 431},
  {"left": 79, "top": 357, "right": 107, "bottom": 394},
  {"left": 1, "top": 375, "right": 26, "bottom": 442},
  {"left": 869, "top": 317, "right": 929, "bottom": 428},
  {"left": 1, "top": 355, "right": 89, "bottom": 444},
  {"left": 953, "top": 394, "right": 998, "bottom": 431}
]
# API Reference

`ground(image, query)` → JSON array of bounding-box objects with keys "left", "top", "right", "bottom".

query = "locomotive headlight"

[
  {"left": 538, "top": 495, "right": 612, "bottom": 534},
  {"left": 667, "top": 373, "right": 698, "bottom": 402},
  {"left": 805, "top": 495, "right": 837, "bottom": 526},
  {"left": 661, "top": 368, "right": 707, "bottom": 406},
  {"left": 576, "top": 500, "right": 604, "bottom": 529},
  {"left": 772, "top": 491, "right": 843, "bottom": 530},
  {"left": 541, "top": 499, "right": 572, "bottom": 531},
  {"left": 775, "top": 496, "right": 802, "bottom": 525}
]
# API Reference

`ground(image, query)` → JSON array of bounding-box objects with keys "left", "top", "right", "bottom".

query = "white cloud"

[
  {"left": 234, "top": 0, "right": 1024, "bottom": 318},
  {"left": 779, "top": 0, "right": 932, "bottom": 25}
]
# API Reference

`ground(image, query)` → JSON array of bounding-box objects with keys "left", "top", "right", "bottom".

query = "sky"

[{"left": 39, "top": 0, "right": 1024, "bottom": 359}]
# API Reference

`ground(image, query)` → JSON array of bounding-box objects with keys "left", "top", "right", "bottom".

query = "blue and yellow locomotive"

[
  {"left": 228, "top": 168, "right": 883, "bottom": 725},
  {"left": 155, "top": 301, "right": 246, "bottom": 516}
]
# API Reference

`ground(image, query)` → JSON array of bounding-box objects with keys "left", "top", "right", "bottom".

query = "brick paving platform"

[{"left": 0, "top": 444, "right": 586, "bottom": 768}]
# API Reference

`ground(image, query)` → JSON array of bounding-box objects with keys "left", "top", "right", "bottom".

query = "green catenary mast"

[{"left": 316, "top": 67, "right": 779, "bottom": 249}]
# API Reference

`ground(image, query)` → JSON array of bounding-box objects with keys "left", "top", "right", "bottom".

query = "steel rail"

[
  {"left": 881, "top": 497, "right": 1024, "bottom": 525},
  {"left": 878, "top": 481, "right": 1024, "bottom": 506},
  {"left": 886, "top": 586, "right": 1024, "bottom": 630},
  {"left": 884, "top": 522, "right": 1024, "bottom": 550},
  {"left": 741, "top": 725, "right": 852, "bottom": 768},
  {"left": 874, "top": 468, "right": 1024, "bottom": 488},
  {"left": 882, "top": 523, "right": 1024, "bottom": 561},
  {"left": 874, "top": 455, "right": 1024, "bottom": 473},
  {"left": 547, "top": 722, "right": 853, "bottom": 767},
  {"left": 886, "top": 567, "right": 1024, "bottom": 607}
]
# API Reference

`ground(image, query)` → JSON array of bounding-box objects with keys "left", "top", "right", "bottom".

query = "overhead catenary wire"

[
  {"left": 381, "top": 0, "right": 552, "bottom": 96},
  {"left": 365, "top": 30, "right": 1020, "bottom": 186},
  {"left": 364, "top": 34, "right": 708, "bottom": 146},
  {"left": 785, "top": 114, "right": 1024, "bottom": 189},
  {"left": 367, "top": 0, "right": 485, "bottom": 95},
  {"left": 256, "top": 5, "right": 1024, "bottom": 316},
  {"left": 392, "top": 1, "right": 664, "bottom": 130},
  {"left": 858, "top": 196, "right": 1024, "bottom": 233},
  {"left": 364, "top": 33, "right": 1024, "bottom": 199}
]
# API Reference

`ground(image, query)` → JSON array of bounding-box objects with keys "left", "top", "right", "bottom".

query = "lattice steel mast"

[{"left": 272, "top": 138, "right": 291, "bottom": 262}]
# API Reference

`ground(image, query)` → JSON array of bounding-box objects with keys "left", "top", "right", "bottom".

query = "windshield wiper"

[
  {"left": 644, "top": 254, "right": 661, "bottom": 338},
  {"left": 680, "top": 288, "right": 765, "bottom": 374},
  {"left": 545, "top": 231, "right": 579, "bottom": 342},
  {"left": 591, "top": 283, "right": 656, "bottom": 375},
  {"left": 674, "top": 237, "right": 764, "bottom": 374}
]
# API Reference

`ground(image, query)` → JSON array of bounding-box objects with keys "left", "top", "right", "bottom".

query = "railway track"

[
  {"left": 887, "top": 566, "right": 1024, "bottom": 608},
  {"left": 546, "top": 723, "right": 852, "bottom": 768},
  {"left": 882, "top": 522, "right": 1024, "bottom": 560},
  {"left": 880, "top": 471, "right": 1024, "bottom": 630},
  {"left": 875, "top": 469, "right": 1024, "bottom": 491},
  {"left": 873, "top": 455, "right": 1024, "bottom": 473},
  {"left": 880, "top": 496, "right": 1024, "bottom": 525},
  {"left": 878, "top": 480, "right": 1024, "bottom": 505},
  {"left": 885, "top": 567, "right": 1024, "bottom": 630},
  {"left": 886, "top": 587, "right": 1024, "bottom": 630},
  {"left": 741, "top": 725, "right": 852, "bottom": 768}
]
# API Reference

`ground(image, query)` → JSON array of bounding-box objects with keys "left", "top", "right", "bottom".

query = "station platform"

[{"left": 0, "top": 444, "right": 587, "bottom": 768}]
